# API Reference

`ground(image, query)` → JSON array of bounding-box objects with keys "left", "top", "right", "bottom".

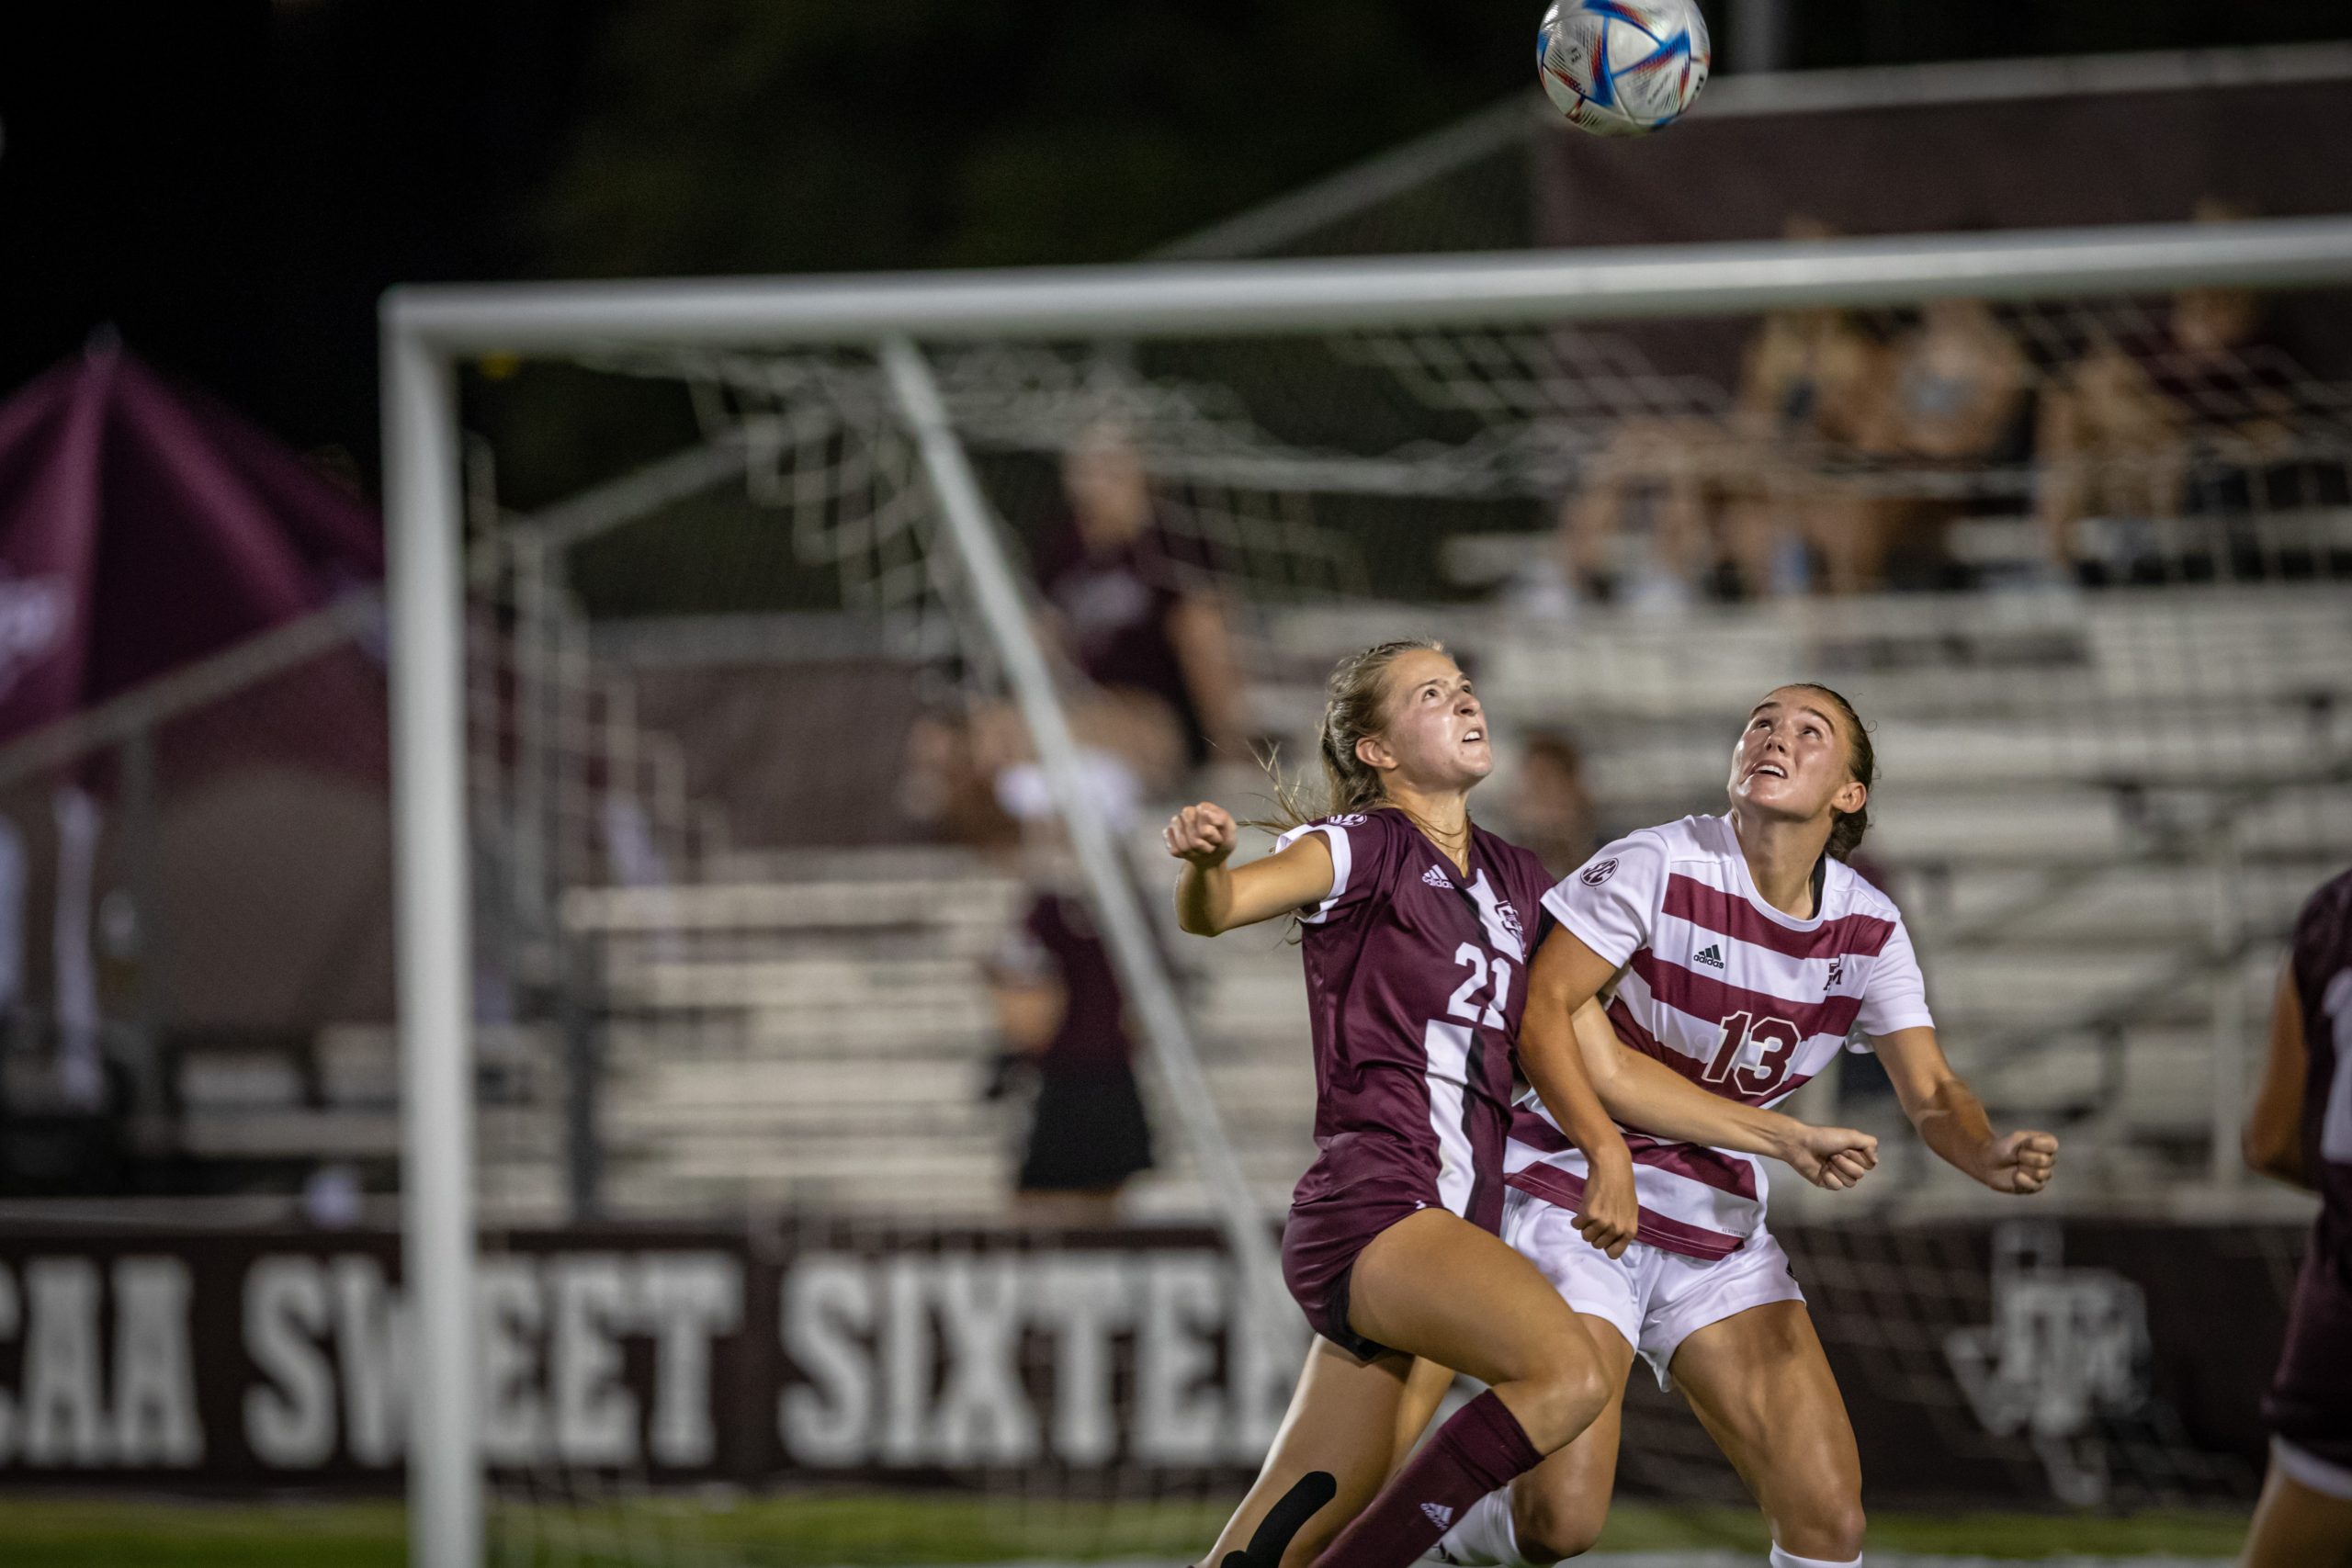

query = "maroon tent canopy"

[
  {"left": 0, "top": 339, "right": 383, "bottom": 745},
  {"left": 0, "top": 343, "right": 397, "bottom": 1038}
]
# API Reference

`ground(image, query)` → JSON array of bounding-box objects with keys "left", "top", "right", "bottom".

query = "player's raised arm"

[
  {"left": 1872, "top": 1025, "right": 2057, "bottom": 1195},
  {"left": 1164, "top": 801, "right": 1336, "bottom": 936},
  {"left": 1568, "top": 998, "right": 1879, "bottom": 1190},
  {"left": 2243, "top": 957, "right": 2312, "bottom": 1190}
]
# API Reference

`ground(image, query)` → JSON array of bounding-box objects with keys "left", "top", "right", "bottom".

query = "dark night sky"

[
  {"left": 0, "top": 2, "right": 602, "bottom": 468},
  {"left": 3, "top": 1, "right": 2347, "bottom": 497}
]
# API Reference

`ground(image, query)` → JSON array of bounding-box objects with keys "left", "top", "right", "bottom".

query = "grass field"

[{"left": 0, "top": 1494, "right": 2252, "bottom": 1566}]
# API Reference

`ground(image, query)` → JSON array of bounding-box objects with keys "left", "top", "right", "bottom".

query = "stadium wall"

[{"left": 0, "top": 1218, "right": 2301, "bottom": 1507}]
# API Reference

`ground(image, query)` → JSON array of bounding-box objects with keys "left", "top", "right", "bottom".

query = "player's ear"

[
  {"left": 1354, "top": 732, "right": 1397, "bottom": 773},
  {"left": 1831, "top": 777, "right": 1868, "bottom": 816}
]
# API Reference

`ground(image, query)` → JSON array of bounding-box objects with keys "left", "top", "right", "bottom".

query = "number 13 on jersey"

[{"left": 1704, "top": 1008, "right": 1802, "bottom": 1098}]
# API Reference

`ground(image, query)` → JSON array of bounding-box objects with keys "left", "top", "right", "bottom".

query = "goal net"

[{"left": 388, "top": 219, "right": 2352, "bottom": 1565}]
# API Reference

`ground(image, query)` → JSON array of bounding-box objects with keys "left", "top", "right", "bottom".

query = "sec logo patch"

[{"left": 1579, "top": 857, "right": 1618, "bottom": 886}]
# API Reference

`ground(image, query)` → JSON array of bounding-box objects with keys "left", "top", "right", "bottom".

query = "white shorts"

[
  {"left": 1502, "top": 1188, "right": 1805, "bottom": 1391},
  {"left": 2276, "top": 1436, "right": 2352, "bottom": 1502}
]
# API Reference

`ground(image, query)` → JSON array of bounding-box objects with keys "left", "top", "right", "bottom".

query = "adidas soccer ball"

[{"left": 1537, "top": 0, "right": 1711, "bottom": 138}]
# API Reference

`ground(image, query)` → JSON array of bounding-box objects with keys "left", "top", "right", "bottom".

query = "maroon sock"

[{"left": 1312, "top": 1391, "right": 1545, "bottom": 1567}]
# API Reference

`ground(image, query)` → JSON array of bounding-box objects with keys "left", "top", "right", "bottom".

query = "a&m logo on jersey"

[
  {"left": 1580, "top": 857, "right": 1618, "bottom": 886},
  {"left": 1421, "top": 865, "right": 1453, "bottom": 890},
  {"left": 1826, "top": 957, "right": 1846, "bottom": 990},
  {"left": 1495, "top": 900, "right": 1525, "bottom": 947}
]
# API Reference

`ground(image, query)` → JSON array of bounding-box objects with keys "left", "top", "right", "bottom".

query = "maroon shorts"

[
  {"left": 1280, "top": 1147, "right": 1507, "bottom": 1363},
  {"left": 2267, "top": 1253, "right": 2352, "bottom": 1470}
]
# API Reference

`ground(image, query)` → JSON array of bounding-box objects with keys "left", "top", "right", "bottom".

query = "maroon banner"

[{"left": 0, "top": 1217, "right": 2304, "bottom": 1506}]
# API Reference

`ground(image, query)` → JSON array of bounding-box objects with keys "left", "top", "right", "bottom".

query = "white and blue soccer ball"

[{"left": 1537, "top": 0, "right": 1711, "bottom": 138}]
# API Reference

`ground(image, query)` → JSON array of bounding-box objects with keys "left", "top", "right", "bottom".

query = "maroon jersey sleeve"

[{"left": 1272, "top": 811, "right": 1406, "bottom": 925}]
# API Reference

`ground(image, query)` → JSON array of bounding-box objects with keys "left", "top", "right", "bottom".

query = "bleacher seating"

[{"left": 455, "top": 581, "right": 2352, "bottom": 1226}]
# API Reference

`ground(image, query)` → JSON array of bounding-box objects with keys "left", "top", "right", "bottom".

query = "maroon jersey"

[
  {"left": 989, "top": 891, "right": 1136, "bottom": 1076},
  {"left": 2268, "top": 867, "right": 2352, "bottom": 1462},
  {"left": 1033, "top": 517, "right": 1213, "bottom": 763},
  {"left": 1272, "top": 808, "right": 1556, "bottom": 1223}
]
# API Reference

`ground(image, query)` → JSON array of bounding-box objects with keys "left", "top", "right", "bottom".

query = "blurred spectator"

[
  {"left": 2034, "top": 199, "right": 2310, "bottom": 577},
  {"left": 899, "top": 705, "right": 1023, "bottom": 851},
  {"left": 1557, "top": 411, "right": 1724, "bottom": 612},
  {"left": 2033, "top": 330, "right": 2183, "bottom": 575},
  {"left": 1032, "top": 423, "right": 1250, "bottom": 774},
  {"left": 1720, "top": 293, "right": 1890, "bottom": 598},
  {"left": 899, "top": 692, "right": 1173, "bottom": 855},
  {"left": 984, "top": 884, "right": 1154, "bottom": 1226},
  {"left": 974, "top": 743, "right": 1159, "bottom": 1224},
  {"left": 1505, "top": 731, "right": 1601, "bottom": 879},
  {"left": 1843, "top": 296, "right": 2031, "bottom": 592},
  {"left": 1873, "top": 299, "right": 2032, "bottom": 463},
  {"left": 1558, "top": 219, "right": 1885, "bottom": 604}
]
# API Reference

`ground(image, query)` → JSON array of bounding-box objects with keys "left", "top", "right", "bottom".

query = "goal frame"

[{"left": 379, "top": 214, "right": 2352, "bottom": 1568}]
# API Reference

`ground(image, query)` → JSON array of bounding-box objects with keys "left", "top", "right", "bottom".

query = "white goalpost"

[{"left": 381, "top": 214, "right": 2352, "bottom": 1568}]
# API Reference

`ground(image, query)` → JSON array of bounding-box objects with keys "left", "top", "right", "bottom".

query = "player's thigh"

[
  {"left": 1346, "top": 1207, "right": 1600, "bottom": 1395},
  {"left": 1668, "top": 1300, "right": 1862, "bottom": 1529},
  {"left": 2244, "top": 1450, "right": 2352, "bottom": 1568},
  {"left": 1205, "top": 1336, "right": 1414, "bottom": 1568},
  {"left": 1510, "top": 1315, "right": 1637, "bottom": 1561}
]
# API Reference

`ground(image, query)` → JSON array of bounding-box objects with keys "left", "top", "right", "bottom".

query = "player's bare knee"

[
  {"left": 1512, "top": 1477, "right": 1604, "bottom": 1562},
  {"left": 1775, "top": 1493, "right": 1865, "bottom": 1562},
  {"left": 1506, "top": 1356, "right": 1609, "bottom": 1451},
  {"left": 1555, "top": 1352, "right": 1612, "bottom": 1435}
]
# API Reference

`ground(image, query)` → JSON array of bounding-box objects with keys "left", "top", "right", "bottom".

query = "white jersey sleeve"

[
  {"left": 1857, "top": 910, "right": 1936, "bottom": 1038},
  {"left": 1541, "top": 831, "right": 1669, "bottom": 968}
]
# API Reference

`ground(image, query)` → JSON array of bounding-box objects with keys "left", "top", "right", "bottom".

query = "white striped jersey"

[{"left": 1507, "top": 813, "right": 1933, "bottom": 1259}]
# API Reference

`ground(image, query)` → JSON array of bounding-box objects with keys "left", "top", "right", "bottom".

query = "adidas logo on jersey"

[
  {"left": 1420, "top": 1501, "right": 1455, "bottom": 1529},
  {"left": 1422, "top": 865, "right": 1453, "bottom": 889},
  {"left": 1693, "top": 942, "right": 1725, "bottom": 970}
]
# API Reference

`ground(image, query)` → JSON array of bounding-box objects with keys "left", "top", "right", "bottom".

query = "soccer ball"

[{"left": 1537, "top": 0, "right": 1711, "bottom": 138}]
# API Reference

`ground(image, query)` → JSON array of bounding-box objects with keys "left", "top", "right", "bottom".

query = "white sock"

[
  {"left": 1432, "top": 1486, "right": 1535, "bottom": 1566},
  {"left": 1769, "top": 1546, "right": 1860, "bottom": 1568}
]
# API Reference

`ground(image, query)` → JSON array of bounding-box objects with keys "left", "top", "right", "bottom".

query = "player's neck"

[
  {"left": 1385, "top": 783, "right": 1472, "bottom": 873},
  {"left": 1729, "top": 808, "right": 1829, "bottom": 919}
]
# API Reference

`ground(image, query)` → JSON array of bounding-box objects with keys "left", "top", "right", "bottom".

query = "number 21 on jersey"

[{"left": 1447, "top": 942, "right": 1513, "bottom": 1029}]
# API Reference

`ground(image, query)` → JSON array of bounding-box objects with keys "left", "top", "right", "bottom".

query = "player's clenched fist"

[
  {"left": 1575, "top": 1155, "right": 1639, "bottom": 1259},
  {"left": 1982, "top": 1129, "right": 2059, "bottom": 1195},
  {"left": 1783, "top": 1123, "right": 1879, "bottom": 1191},
  {"left": 1164, "top": 802, "right": 1239, "bottom": 868}
]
